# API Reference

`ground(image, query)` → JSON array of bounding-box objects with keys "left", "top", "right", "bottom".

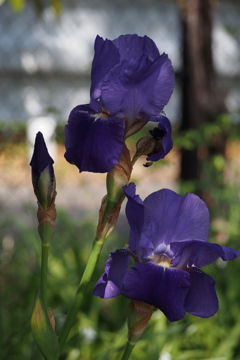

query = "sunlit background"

[{"left": 1, "top": 0, "right": 240, "bottom": 359}]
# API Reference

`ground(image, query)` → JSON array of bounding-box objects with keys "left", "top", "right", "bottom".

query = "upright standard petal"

[
  {"left": 93, "top": 250, "right": 130, "bottom": 299},
  {"left": 113, "top": 34, "right": 160, "bottom": 61},
  {"left": 90, "top": 36, "right": 120, "bottom": 112},
  {"left": 184, "top": 268, "right": 218, "bottom": 318},
  {"left": 101, "top": 54, "right": 174, "bottom": 122},
  {"left": 64, "top": 106, "right": 125, "bottom": 173},
  {"left": 122, "top": 262, "right": 190, "bottom": 322},
  {"left": 142, "top": 190, "right": 210, "bottom": 249},
  {"left": 144, "top": 53, "right": 174, "bottom": 115},
  {"left": 124, "top": 183, "right": 154, "bottom": 257}
]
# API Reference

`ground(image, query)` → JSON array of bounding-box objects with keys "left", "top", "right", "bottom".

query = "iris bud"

[
  {"left": 31, "top": 291, "right": 60, "bottom": 359},
  {"left": 30, "top": 132, "right": 56, "bottom": 210},
  {"left": 133, "top": 127, "right": 165, "bottom": 165},
  {"left": 30, "top": 132, "right": 57, "bottom": 242}
]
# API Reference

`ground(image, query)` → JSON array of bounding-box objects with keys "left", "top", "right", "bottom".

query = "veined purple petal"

[
  {"left": 184, "top": 268, "right": 218, "bottom": 317},
  {"left": 171, "top": 240, "right": 240, "bottom": 268},
  {"left": 90, "top": 36, "right": 120, "bottom": 112},
  {"left": 113, "top": 34, "right": 160, "bottom": 61},
  {"left": 93, "top": 250, "right": 130, "bottom": 298},
  {"left": 101, "top": 54, "right": 174, "bottom": 122},
  {"left": 64, "top": 105, "right": 125, "bottom": 173},
  {"left": 124, "top": 183, "right": 154, "bottom": 258},
  {"left": 122, "top": 262, "right": 190, "bottom": 322},
  {"left": 147, "top": 115, "right": 173, "bottom": 161},
  {"left": 220, "top": 245, "right": 240, "bottom": 260},
  {"left": 143, "top": 53, "right": 174, "bottom": 115},
  {"left": 143, "top": 190, "right": 210, "bottom": 248}
]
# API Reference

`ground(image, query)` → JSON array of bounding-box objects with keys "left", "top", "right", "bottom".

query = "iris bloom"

[
  {"left": 65, "top": 34, "right": 174, "bottom": 173},
  {"left": 94, "top": 183, "right": 240, "bottom": 321}
]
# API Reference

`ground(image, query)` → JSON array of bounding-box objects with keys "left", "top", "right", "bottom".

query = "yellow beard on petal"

[
  {"left": 152, "top": 254, "right": 171, "bottom": 268},
  {"left": 93, "top": 110, "right": 109, "bottom": 119}
]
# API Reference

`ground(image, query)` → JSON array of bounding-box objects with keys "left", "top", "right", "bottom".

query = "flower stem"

[
  {"left": 58, "top": 238, "right": 104, "bottom": 350},
  {"left": 121, "top": 340, "right": 136, "bottom": 360},
  {"left": 40, "top": 243, "right": 49, "bottom": 304},
  {"left": 39, "top": 221, "right": 53, "bottom": 304}
]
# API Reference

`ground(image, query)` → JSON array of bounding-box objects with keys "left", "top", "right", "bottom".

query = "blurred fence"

[{"left": 0, "top": 0, "right": 239, "bottom": 124}]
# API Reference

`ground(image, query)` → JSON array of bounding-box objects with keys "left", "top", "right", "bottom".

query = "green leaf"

[
  {"left": 9, "top": 0, "right": 25, "bottom": 12},
  {"left": 31, "top": 292, "right": 60, "bottom": 360}
]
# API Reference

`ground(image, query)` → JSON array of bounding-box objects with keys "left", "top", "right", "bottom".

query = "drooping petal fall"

[
  {"left": 64, "top": 105, "right": 125, "bottom": 173},
  {"left": 93, "top": 250, "right": 130, "bottom": 298},
  {"left": 122, "top": 262, "right": 190, "bottom": 322},
  {"left": 184, "top": 268, "right": 218, "bottom": 318}
]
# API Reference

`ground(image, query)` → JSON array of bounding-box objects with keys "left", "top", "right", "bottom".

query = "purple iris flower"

[
  {"left": 94, "top": 183, "right": 240, "bottom": 322},
  {"left": 65, "top": 34, "right": 175, "bottom": 173}
]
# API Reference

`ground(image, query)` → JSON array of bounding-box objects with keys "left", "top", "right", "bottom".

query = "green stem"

[
  {"left": 41, "top": 243, "right": 49, "bottom": 304},
  {"left": 39, "top": 222, "right": 53, "bottom": 304},
  {"left": 58, "top": 238, "right": 104, "bottom": 350},
  {"left": 121, "top": 340, "right": 136, "bottom": 360}
]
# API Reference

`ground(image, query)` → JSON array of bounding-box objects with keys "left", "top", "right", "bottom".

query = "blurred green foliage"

[
  {"left": 1, "top": 114, "right": 240, "bottom": 359},
  {"left": 175, "top": 114, "right": 231, "bottom": 151},
  {"left": 1, "top": 180, "right": 240, "bottom": 360}
]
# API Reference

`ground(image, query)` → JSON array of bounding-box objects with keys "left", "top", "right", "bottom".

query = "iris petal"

[
  {"left": 90, "top": 36, "right": 120, "bottom": 112},
  {"left": 122, "top": 262, "right": 190, "bottom": 322},
  {"left": 93, "top": 250, "right": 130, "bottom": 299},
  {"left": 143, "top": 190, "right": 210, "bottom": 248},
  {"left": 124, "top": 184, "right": 154, "bottom": 258},
  {"left": 64, "top": 105, "right": 125, "bottom": 173},
  {"left": 171, "top": 240, "right": 240, "bottom": 268},
  {"left": 101, "top": 54, "right": 174, "bottom": 122},
  {"left": 113, "top": 34, "right": 160, "bottom": 61},
  {"left": 184, "top": 268, "right": 218, "bottom": 317},
  {"left": 147, "top": 115, "right": 173, "bottom": 161},
  {"left": 145, "top": 53, "right": 174, "bottom": 115}
]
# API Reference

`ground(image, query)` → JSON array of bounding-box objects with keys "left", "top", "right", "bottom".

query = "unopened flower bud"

[
  {"left": 133, "top": 120, "right": 173, "bottom": 165},
  {"left": 135, "top": 136, "right": 157, "bottom": 157},
  {"left": 127, "top": 299, "right": 154, "bottom": 342},
  {"left": 30, "top": 132, "right": 56, "bottom": 210},
  {"left": 30, "top": 132, "right": 57, "bottom": 242},
  {"left": 31, "top": 291, "right": 60, "bottom": 359}
]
